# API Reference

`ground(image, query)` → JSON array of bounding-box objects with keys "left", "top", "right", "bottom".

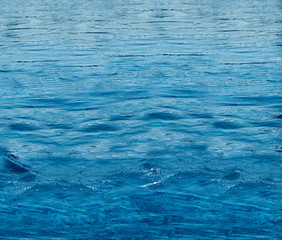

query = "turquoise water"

[{"left": 0, "top": 0, "right": 281, "bottom": 239}]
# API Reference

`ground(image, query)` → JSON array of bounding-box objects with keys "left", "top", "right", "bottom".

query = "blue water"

[{"left": 0, "top": 0, "right": 281, "bottom": 239}]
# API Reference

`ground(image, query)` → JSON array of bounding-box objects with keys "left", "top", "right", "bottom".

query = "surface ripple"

[{"left": 0, "top": 0, "right": 281, "bottom": 239}]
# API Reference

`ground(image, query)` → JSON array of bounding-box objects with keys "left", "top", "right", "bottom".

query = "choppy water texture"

[{"left": 0, "top": 0, "right": 281, "bottom": 239}]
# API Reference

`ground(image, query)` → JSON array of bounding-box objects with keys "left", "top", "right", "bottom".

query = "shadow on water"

[{"left": 0, "top": 149, "right": 37, "bottom": 181}]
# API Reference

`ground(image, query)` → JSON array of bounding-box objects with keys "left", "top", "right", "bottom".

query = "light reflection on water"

[{"left": 0, "top": 0, "right": 281, "bottom": 239}]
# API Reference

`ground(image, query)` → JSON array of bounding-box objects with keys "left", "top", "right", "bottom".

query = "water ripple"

[{"left": 0, "top": 0, "right": 281, "bottom": 239}]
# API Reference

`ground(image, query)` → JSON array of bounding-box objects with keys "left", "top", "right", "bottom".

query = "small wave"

[
  {"left": 9, "top": 123, "right": 40, "bottom": 131},
  {"left": 213, "top": 121, "right": 243, "bottom": 129},
  {"left": 142, "top": 112, "right": 183, "bottom": 121},
  {"left": 79, "top": 123, "right": 120, "bottom": 133}
]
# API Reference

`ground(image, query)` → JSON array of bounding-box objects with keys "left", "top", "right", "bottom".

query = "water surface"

[{"left": 0, "top": 0, "right": 281, "bottom": 239}]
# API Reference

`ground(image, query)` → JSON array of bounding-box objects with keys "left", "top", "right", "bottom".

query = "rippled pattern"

[{"left": 0, "top": 0, "right": 281, "bottom": 239}]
